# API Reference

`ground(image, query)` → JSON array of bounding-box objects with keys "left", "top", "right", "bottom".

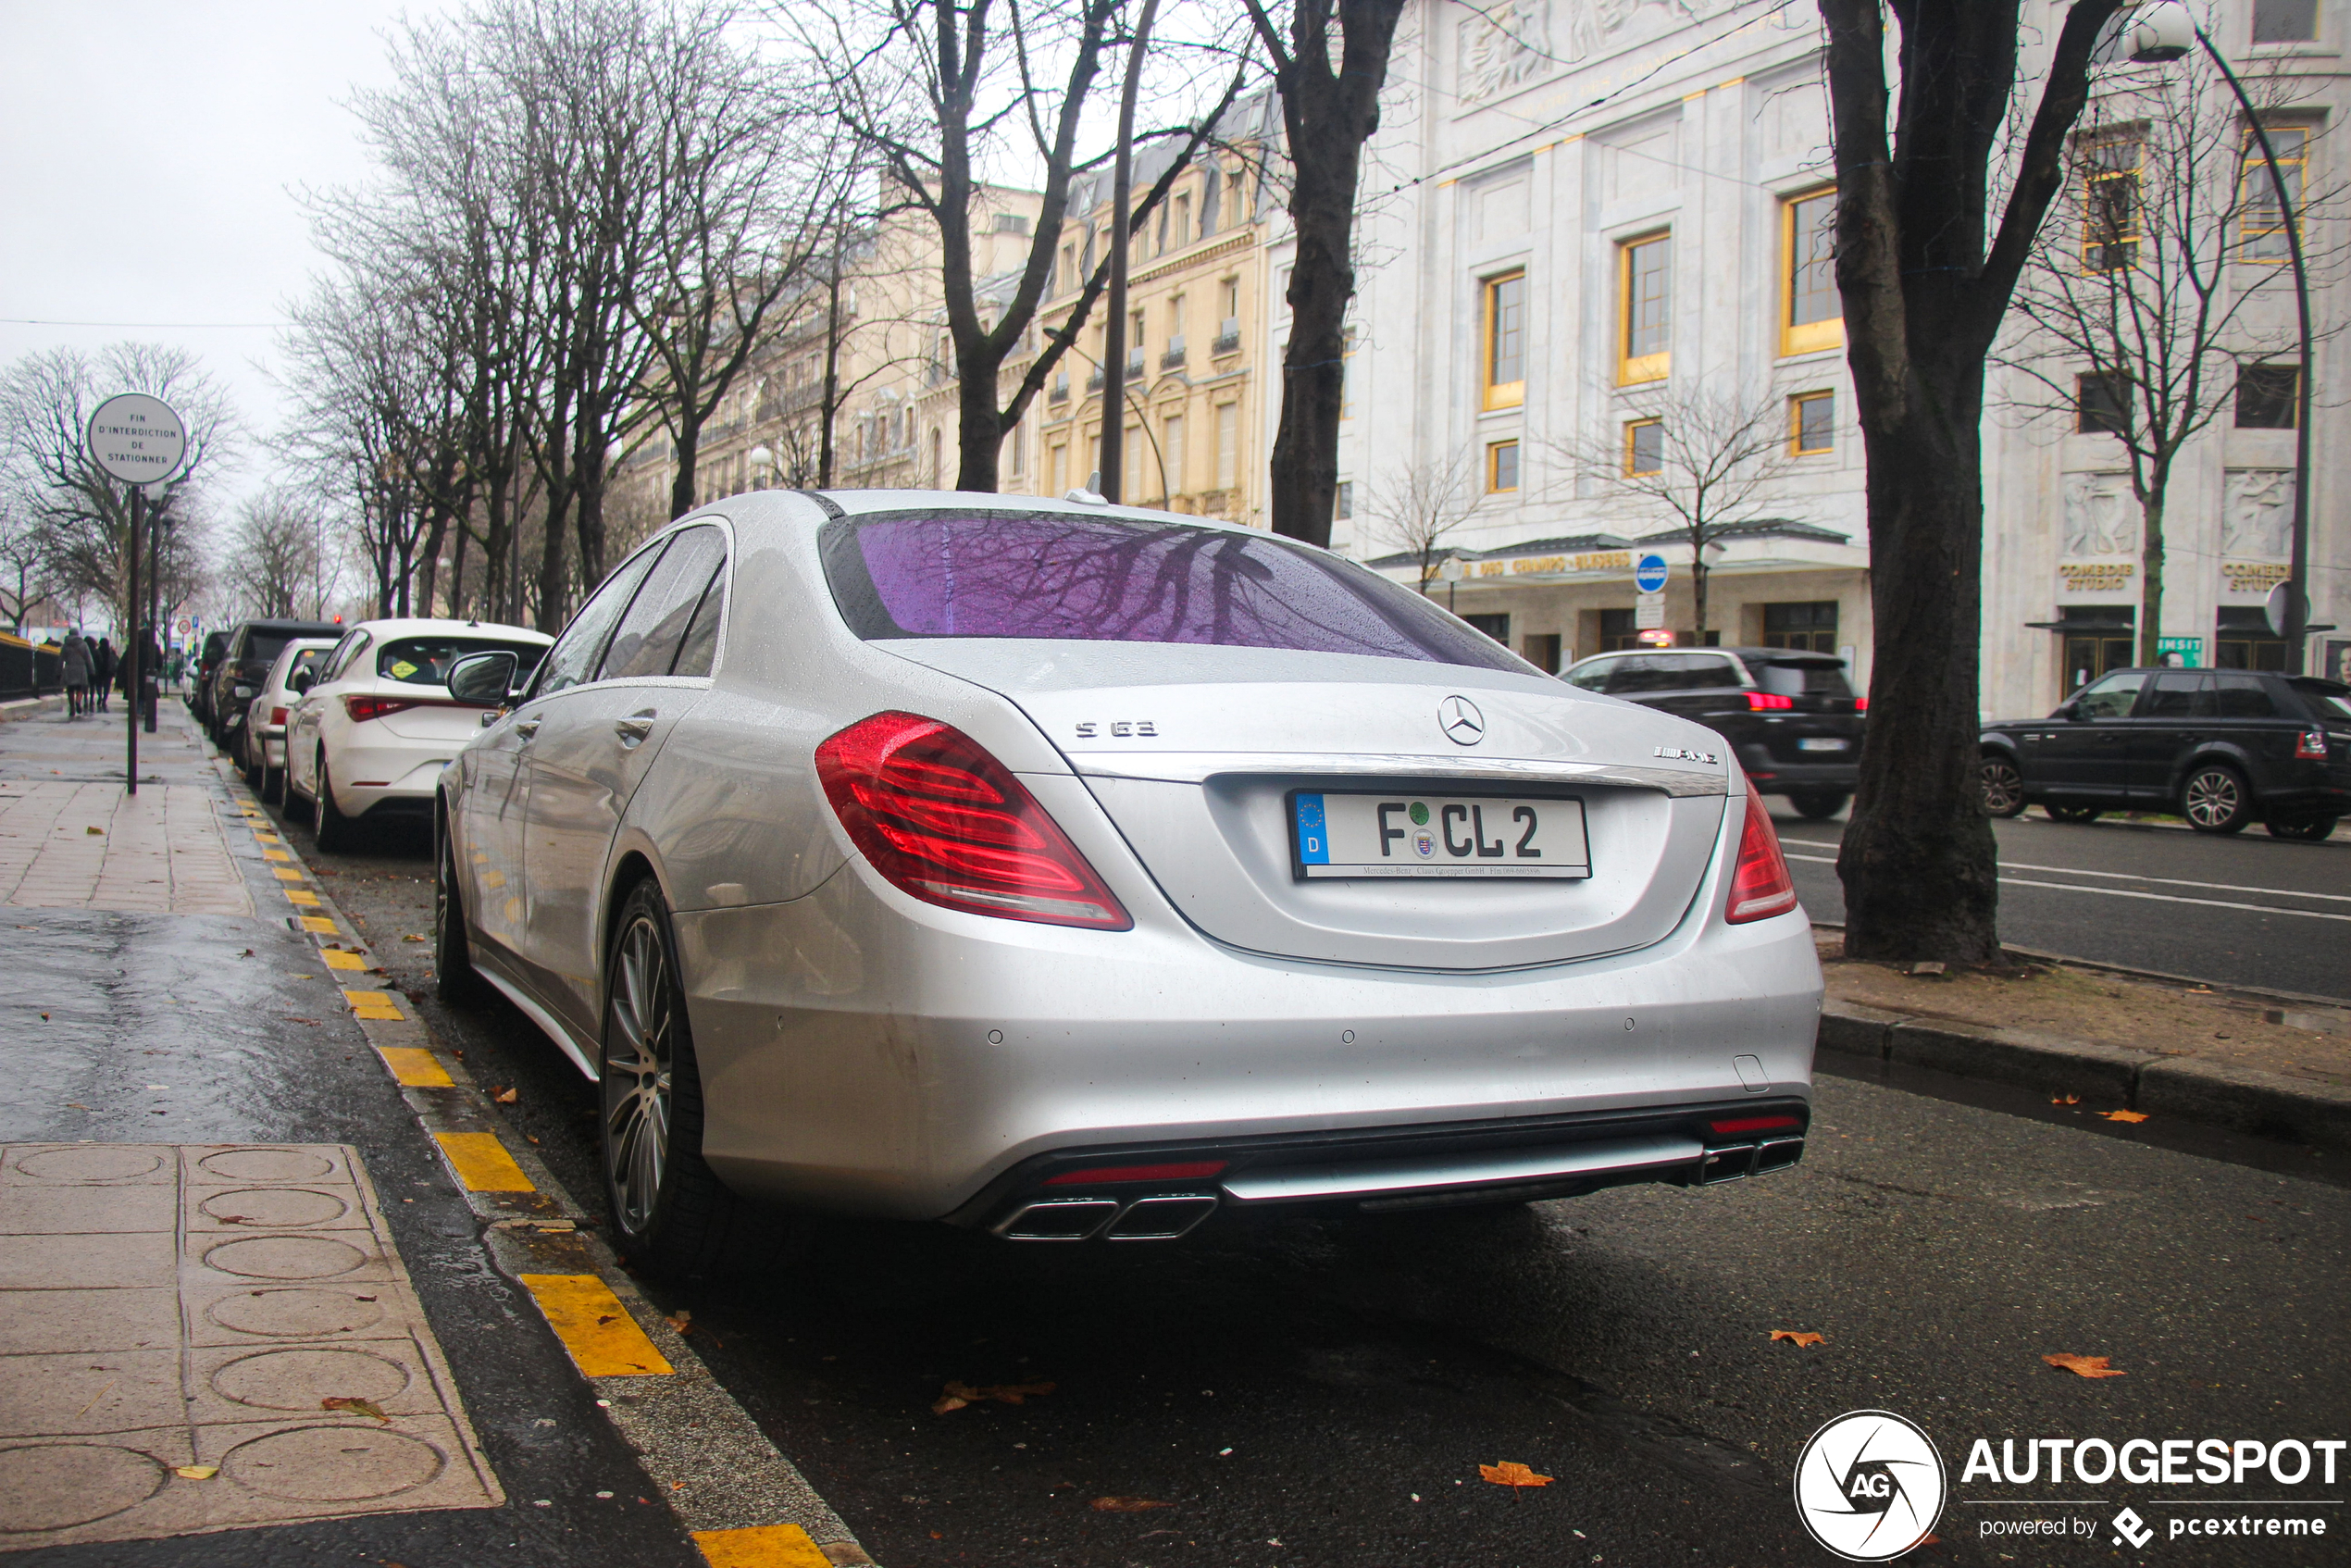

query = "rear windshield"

[
  {"left": 1755, "top": 659, "right": 1854, "bottom": 699},
  {"left": 377, "top": 637, "right": 548, "bottom": 686},
  {"left": 246, "top": 631, "right": 297, "bottom": 666},
  {"left": 2290, "top": 678, "right": 2351, "bottom": 721},
  {"left": 821, "top": 512, "right": 1524, "bottom": 671}
]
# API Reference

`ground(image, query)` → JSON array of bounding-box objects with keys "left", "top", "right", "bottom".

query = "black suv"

[
  {"left": 189, "top": 630, "right": 230, "bottom": 726},
  {"left": 1562, "top": 647, "right": 1867, "bottom": 817},
  {"left": 205, "top": 619, "right": 343, "bottom": 747},
  {"left": 1979, "top": 667, "right": 2351, "bottom": 839}
]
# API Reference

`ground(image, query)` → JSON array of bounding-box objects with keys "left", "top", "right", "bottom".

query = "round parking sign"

[
  {"left": 86, "top": 393, "right": 187, "bottom": 486},
  {"left": 1635, "top": 553, "right": 1669, "bottom": 593}
]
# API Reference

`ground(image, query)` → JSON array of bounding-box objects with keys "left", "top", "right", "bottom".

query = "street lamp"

[
  {"left": 2126, "top": 2, "right": 2317, "bottom": 671},
  {"left": 748, "top": 444, "right": 775, "bottom": 490}
]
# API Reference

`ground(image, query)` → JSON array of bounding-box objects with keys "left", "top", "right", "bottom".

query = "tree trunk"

[
  {"left": 818, "top": 266, "right": 843, "bottom": 488},
  {"left": 2138, "top": 485, "right": 2167, "bottom": 666},
  {"left": 669, "top": 410, "right": 703, "bottom": 520},
  {"left": 955, "top": 355, "right": 1003, "bottom": 494}
]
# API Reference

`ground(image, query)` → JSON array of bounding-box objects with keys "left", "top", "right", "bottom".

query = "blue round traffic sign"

[{"left": 1635, "top": 554, "right": 1669, "bottom": 593}]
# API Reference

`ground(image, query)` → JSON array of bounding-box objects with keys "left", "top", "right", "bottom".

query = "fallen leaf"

[
  {"left": 1479, "top": 1462, "right": 1553, "bottom": 1487},
  {"left": 1092, "top": 1497, "right": 1173, "bottom": 1512},
  {"left": 174, "top": 1464, "right": 218, "bottom": 1480},
  {"left": 322, "top": 1395, "right": 392, "bottom": 1421},
  {"left": 932, "top": 1379, "right": 1055, "bottom": 1414},
  {"left": 2043, "top": 1353, "right": 2126, "bottom": 1378},
  {"left": 2050, "top": 1093, "right": 2080, "bottom": 1106},
  {"left": 284, "top": 1017, "right": 320, "bottom": 1027},
  {"left": 494, "top": 1088, "right": 519, "bottom": 1104},
  {"left": 1770, "top": 1331, "right": 1826, "bottom": 1347},
  {"left": 85, "top": 826, "right": 104, "bottom": 835},
  {"left": 2098, "top": 1110, "right": 2149, "bottom": 1124},
  {"left": 402, "top": 933, "right": 428, "bottom": 942},
  {"left": 666, "top": 1310, "right": 692, "bottom": 1333}
]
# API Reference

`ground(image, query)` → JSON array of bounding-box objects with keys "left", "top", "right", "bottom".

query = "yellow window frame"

[
  {"left": 1789, "top": 391, "right": 1835, "bottom": 454},
  {"left": 1780, "top": 187, "right": 1843, "bottom": 356},
  {"left": 2078, "top": 131, "right": 2145, "bottom": 272},
  {"left": 2238, "top": 122, "right": 2308, "bottom": 264},
  {"left": 1487, "top": 439, "right": 1520, "bottom": 492},
  {"left": 1623, "top": 417, "right": 1663, "bottom": 475},
  {"left": 1483, "top": 270, "right": 1526, "bottom": 410},
  {"left": 1619, "top": 233, "right": 1671, "bottom": 385}
]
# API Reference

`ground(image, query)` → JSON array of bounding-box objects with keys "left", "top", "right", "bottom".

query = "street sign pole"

[
  {"left": 126, "top": 488, "right": 141, "bottom": 792},
  {"left": 85, "top": 393, "right": 189, "bottom": 796}
]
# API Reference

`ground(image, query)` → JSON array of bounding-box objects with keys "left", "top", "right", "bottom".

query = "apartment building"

[{"left": 1340, "top": 0, "right": 2347, "bottom": 706}]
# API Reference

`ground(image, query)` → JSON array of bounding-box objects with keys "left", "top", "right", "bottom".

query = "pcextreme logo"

[{"left": 1794, "top": 1410, "right": 1947, "bottom": 1561}]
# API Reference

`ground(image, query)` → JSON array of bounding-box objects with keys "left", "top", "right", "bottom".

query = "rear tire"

[
  {"left": 1980, "top": 755, "right": 2027, "bottom": 818},
  {"left": 1787, "top": 789, "right": 1849, "bottom": 820},
  {"left": 2265, "top": 815, "right": 2338, "bottom": 842},
  {"left": 2044, "top": 803, "right": 2100, "bottom": 824},
  {"left": 313, "top": 751, "right": 356, "bottom": 852},
  {"left": 434, "top": 807, "right": 491, "bottom": 1005},
  {"left": 262, "top": 763, "right": 284, "bottom": 806},
  {"left": 2182, "top": 765, "right": 2254, "bottom": 834}
]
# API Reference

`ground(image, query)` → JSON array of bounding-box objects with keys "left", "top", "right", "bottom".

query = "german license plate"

[
  {"left": 1797, "top": 738, "right": 1849, "bottom": 752},
  {"left": 1291, "top": 792, "right": 1589, "bottom": 879}
]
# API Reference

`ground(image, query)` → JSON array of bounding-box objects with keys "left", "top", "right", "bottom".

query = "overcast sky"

[{"left": 0, "top": 0, "right": 436, "bottom": 501}]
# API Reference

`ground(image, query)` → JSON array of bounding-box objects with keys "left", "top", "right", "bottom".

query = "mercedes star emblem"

[{"left": 1438, "top": 695, "right": 1486, "bottom": 746}]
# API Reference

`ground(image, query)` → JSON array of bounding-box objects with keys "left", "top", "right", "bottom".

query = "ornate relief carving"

[
  {"left": 2061, "top": 472, "right": 2138, "bottom": 557},
  {"left": 2222, "top": 468, "right": 2294, "bottom": 560},
  {"left": 1459, "top": 1, "right": 1551, "bottom": 105}
]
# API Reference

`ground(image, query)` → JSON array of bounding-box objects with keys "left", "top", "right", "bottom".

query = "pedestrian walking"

[
  {"left": 92, "top": 637, "right": 116, "bottom": 712},
  {"left": 60, "top": 629, "right": 92, "bottom": 717}
]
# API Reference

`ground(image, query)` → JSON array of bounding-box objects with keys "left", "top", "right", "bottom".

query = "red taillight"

[
  {"left": 1726, "top": 790, "right": 1797, "bottom": 923},
  {"left": 1044, "top": 1160, "right": 1226, "bottom": 1187},
  {"left": 343, "top": 693, "right": 422, "bottom": 724},
  {"left": 815, "top": 712, "right": 1131, "bottom": 930},
  {"left": 1854, "top": 694, "right": 1868, "bottom": 713},
  {"left": 1708, "top": 1114, "right": 1802, "bottom": 1136},
  {"left": 1745, "top": 691, "right": 1794, "bottom": 711},
  {"left": 269, "top": 706, "right": 288, "bottom": 727},
  {"left": 2297, "top": 729, "right": 2329, "bottom": 759}
]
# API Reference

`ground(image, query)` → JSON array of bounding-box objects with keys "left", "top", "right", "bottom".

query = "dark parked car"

[
  {"left": 1561, "top": 647, "right": 1867, "bottom": 817},
  {"left": 189, "top": 630, "right": 230, "bottom": 726},
  {"left": 1979, "top": 667, "right": 2351, "bottom": 839},
  {"left": 204, "top": 619, "right": 343, "bottom": 746}
]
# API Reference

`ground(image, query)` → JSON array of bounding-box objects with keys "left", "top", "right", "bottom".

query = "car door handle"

[
  {"left": 513, "top": 717, "right": 541, "bottom": 740},
  {"left": 615, "top": 710, "right": 655, "bottom": 746}
]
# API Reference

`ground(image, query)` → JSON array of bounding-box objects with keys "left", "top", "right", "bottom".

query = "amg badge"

[{"left": 1653, "top": 744, "right": 1721, "bottom": 765}]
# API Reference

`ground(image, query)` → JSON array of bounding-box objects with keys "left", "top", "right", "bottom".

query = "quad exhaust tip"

[
  {"left": 1699, "top": 1136, "right": 1804, "bottom": 1184},
  {"left": 991, "top": 1193, "right": 1219, "bottom": 1242}
]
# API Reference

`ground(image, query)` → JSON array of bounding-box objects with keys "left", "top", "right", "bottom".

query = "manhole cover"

[
  {"left": 198, "top": 1149, "right": 336, "bottom": 1183},
  {"left": 203, "top": 1236, "right": 368, "bottom": 1281},
  {"left": 0, "top": 1443, "right": 166, "bottom": 1531},
  {"left": 206, "top": 1288, "right": 387, "bottom": 1338},
  {"left": 222, "top": 1425, "right": 444, "bottom": 1502},
  {"left": 199, "top": 1188, "right": 349, "bottom": 1228},
  {"left": 14, "top": 1149, "right": 164, "bottom": 1183},
  {"left": 212, "top": 1348, "right": 411, "bottom": 1412}
]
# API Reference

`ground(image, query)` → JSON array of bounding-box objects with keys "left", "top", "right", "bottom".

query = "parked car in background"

[
  {"left": 434, "top": 493, "right": 1820, "bottom": 1279},
  {"left": 190, "top": 630, "right": 230, "bottom": 727},
  {"left": 1561, "top": 648, "right": 1867, "bottom": 819},
  {"left": 204, "top": 619, "right": 343, "bottom": 748},
  {"left": 236, "top": 639, "right": 340, "bottom": 803},
  {"left": 1980, "top": 667, "right": 2351, "bottom": 839},
  {"left": 285, "top": 618, "right": 552, "bottom": 850}
]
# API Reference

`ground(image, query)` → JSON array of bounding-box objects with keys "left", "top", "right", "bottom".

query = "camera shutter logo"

[{"left": 1793, "top": 1410, "right": 1947, "bottom": 1561}]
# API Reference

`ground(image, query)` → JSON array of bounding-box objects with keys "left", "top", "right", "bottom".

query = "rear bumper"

[{"left": 331, "top": 740, "right": 458, "bottom": 815}]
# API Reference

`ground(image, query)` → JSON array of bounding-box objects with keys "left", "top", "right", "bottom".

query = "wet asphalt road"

[
  {"left": 271, "top": 805, "right": 2351, "bottom": 1568},
  {"left": 1770, "top": 806, "right": 2351, "bottom": 1001}
]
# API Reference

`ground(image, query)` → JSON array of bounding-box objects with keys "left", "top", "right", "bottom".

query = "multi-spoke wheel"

[
  {"left": 2181, "top": 764, "right": 2254, "bottom": 835},
  {"left": 1979, "top": 755, "right": 2027, "bottom": 818}
]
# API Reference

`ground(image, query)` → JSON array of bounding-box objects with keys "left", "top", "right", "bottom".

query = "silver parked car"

[{"left": 434, "top": 492, "right": 1821, "bottom": 1276}]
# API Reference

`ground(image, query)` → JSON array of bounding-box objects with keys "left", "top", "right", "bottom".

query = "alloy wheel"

[
  {"left": 1979, "top": 757, "right": 2025, "bottom": 817},
  {"left": 2183, "top": 767, "right": 2248, "bottom": 833},
  {"left": 603, "top": 915, "right": 676, "bottom": 1233}
]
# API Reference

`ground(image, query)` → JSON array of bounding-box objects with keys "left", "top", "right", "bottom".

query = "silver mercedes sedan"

[{"left": 434, "top": 492, "right": 1821, "bottom": 1276}]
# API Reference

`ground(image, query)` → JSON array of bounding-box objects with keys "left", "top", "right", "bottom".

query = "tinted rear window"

[
  {"left": 246, "top": 632, "right": 296, "bottom": 665},
  {"left": 2289, "top": 678, "right": 2351, "bottom": 721},
  {"left": 1755, "top": 659, "right": 1854, "bottom": 699},
  {"left": 378, "top": 637, "right": 548, "bottom": 686},
  {"left": 822, "top": 512, "right": 1524, "bottom": 671}
]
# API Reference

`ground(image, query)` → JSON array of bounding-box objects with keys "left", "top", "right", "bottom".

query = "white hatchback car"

[
  {"left": 286, "top": 617, "right": 552, "bottom": 850},
  {"left": 237, "top": 638, "right": 340, "bottom": 804}
]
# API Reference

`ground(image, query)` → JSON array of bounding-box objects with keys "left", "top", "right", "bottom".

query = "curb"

[
  {"left": 1816, "top": 1002, "right": 2351, "bottom": 1151},
  {"left": 207, "top": 749, "right": 877, "bottom": 1567},
  {"left": 0, "top": 693, "right": 66, "bottom": 724}
]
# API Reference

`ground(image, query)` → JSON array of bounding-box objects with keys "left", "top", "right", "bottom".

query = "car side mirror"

[
  {"left": 288, "top": 666, "right": 316, "bottom": 696},
  {"left": 446, "top": 650, "right": 517, "bottom": 706}
]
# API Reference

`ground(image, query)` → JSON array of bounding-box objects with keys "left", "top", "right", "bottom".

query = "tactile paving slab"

[{"left": 0, "top": 1143, "right": 503, "bottom": 1546}]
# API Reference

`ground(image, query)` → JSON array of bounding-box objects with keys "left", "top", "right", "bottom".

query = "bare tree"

[
  {"left": 1240, "top": 0, "right": 1409, "bottom": 547},
  {"left": 2001, "top": 52, "right": 2331, "bottom": 666},
  {"left": 1818, "top": 0, "right": 2124, "bottom": 965},
  {"left": 1546, "top": 385, "right": 1797, "bottom": 642},
  {"left": 227, "top": 490, "right": 337, "bottom": 619},
  {"left": 0, "top": 502, "right": 47, "bottom": 631},
  {"left": 1366, "top": 447, "right": 1480, "bottom": 595}
]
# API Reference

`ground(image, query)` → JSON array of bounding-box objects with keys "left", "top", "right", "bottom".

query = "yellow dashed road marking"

[
  {"left": 298, "top": 915, "right": 335, "bottom": 933},
  {"left": 692, "top": 1524, "right": 832, "bottom": 1567},
  {"left": 284, "top": 890, "right": 320, "bottom": 907},
  {"left": 322, "top": 950, "right": 369, "bottom": 971},
  {"left": 263, "top": 849, "right": 292, "bottom": 862},
  {"left": 518, "top": 1274, "right": 675, "bottom": 1376},
  {"left": 342, "top": 988, "right": 404, "bottom": 1020},
  {"left": 273, "top": 866, "right": 305, "bottom": 882},
  {"left": 434, "top": 1130, "right": 536, "bottom": 1192},
  {"left": 377, "top": 1046, "right": 454, "bottom": 1088}
]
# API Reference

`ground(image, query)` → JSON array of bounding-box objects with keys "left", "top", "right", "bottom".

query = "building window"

[
  {"left": 1598, "top": 607, "right": 1640, "bottom": 652},
  {"left": 2236, "top": 363, "right": 2299, "bottom": 427},
  {"left": 2240, "top": 124, "right": 2307, "bottom": 261},
  {"left": 1125, "top": 424, "right": 1150, "bottom": 497},
  {"left": 1215, "top": 402, "right": 1238, "bottom": 490},
  {"left": 1790, "top": 391, "right": 1835, "bottom": 454},
  {"left": 2253, "top": 0, "right": 2319, "bottom": 43},
  {"left": 1522, "top": 632, "right": 1562, "bottom": 674},
  {"left": 1487, "top": 439, "right": 1520, "bottom": 492},
  {"left": 1334, "top": 479, "right": 1352, "bottom": 520},
  {"left": 1462, "top": 613, "right": 1511, "bottom": 644},
  {"left": 2081, "top": 131, "right": 2144, "bottom": 271},
  {"left": 1484, "top": 269, "right": 1527, "bottom": 409},
  {"left": 2216, "top": 606, "right": 2291, "bottom": 669},
  {"left": 2076, "top": 373, "right": 2128, "bottom": 434},
  {"left": 1005, "top": 420, "right": 1026, "bottom": 477},
  {"left": 1619, "top": 232, "right": 1672, "bottom": 384},
  {"left": 1163, "top": 415, "right": 1186, "bottom": 495},
  {"left": 1781, "top": 189, "right": 1841, "bottom": 355},
  {"left": 1174, "top": 193, "right": 1191, "bottom": 247},
  {"left": 1624, "top": 417, "right": 1664, "bottom": 476},
  {"left": 1762, "top": 601, "right": 1839, "bottom": 653}
]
